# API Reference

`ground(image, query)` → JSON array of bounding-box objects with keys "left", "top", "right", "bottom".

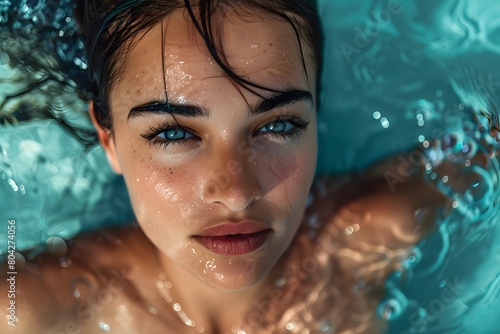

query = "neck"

[{"left": 155, "top": 249, "right": 282, "bottom": 333}]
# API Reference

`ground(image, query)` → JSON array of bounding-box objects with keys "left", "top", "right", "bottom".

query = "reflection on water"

[{"left": 318, "top": 0, "right": 500, "bottom": 332}]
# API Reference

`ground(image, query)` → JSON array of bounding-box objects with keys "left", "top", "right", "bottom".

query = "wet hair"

[{"left": 74, "top": 0, "right": 323, "bottom": 129}]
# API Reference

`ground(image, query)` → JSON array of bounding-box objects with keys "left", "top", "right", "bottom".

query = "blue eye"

[
  {"left": 141, "top": 122, "right": 197, "bottom": 148},
  {"left": 158, "top": 128, "right": 193, "bottom": 140},
  {"left": 259, "top": 121, "right": 294, "bottom": 133}
]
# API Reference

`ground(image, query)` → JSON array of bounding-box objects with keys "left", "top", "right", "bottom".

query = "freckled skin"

[{"left": 100, "top": 9, "right": 318, "bottom": 293}]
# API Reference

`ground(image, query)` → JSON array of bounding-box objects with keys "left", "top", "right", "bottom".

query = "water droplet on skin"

[
  {"left": 70, "top": 276, "right": 93, "bottom": 299},
  {"left": 320, "top": 320, "right": 336, "bottom": 332},
  {"left": 59, "top": 256, "right": 72, "bottom": 268},
  {"left": 7, "top": 178, "right": 18, "bottom": 191},
  {"left": 99, "top": 322, "right": 111, "bottom": 331},
  {"left": 275, "top": 278, "right": 286, "bottom": 287}
]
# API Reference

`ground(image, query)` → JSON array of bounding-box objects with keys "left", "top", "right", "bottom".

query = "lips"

[{"left": 193, "top": 221, "right": 272, "bottom": 255}]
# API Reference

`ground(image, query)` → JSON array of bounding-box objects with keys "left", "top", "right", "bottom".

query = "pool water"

[
  {"left": 1, "top": 0, "right": 500, "bottom": 332},
  {"left": 317, "top": 0, "right": 500, "bottom": 332}
]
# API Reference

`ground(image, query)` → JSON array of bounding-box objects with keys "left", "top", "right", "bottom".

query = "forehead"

[{"left": 111, "top": 7, "right": 312, "bottom": 102}]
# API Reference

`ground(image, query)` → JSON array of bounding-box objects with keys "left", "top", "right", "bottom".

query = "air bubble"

[
  {"left": 7, "top": 179, "right": 18, "bottom": 191},
  {"left": 377, "top": 298, "right": 402, "bottom": 320},
  {"left": 46, "top": 236, "right": 67, "bottom": 256},
  {"left": 380, "top": 117, "right": 390, "bottom": 128}
]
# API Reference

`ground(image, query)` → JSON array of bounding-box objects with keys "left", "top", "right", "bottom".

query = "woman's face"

[{"left": 95, "top": 8, "right": 318, "bottom": 290}]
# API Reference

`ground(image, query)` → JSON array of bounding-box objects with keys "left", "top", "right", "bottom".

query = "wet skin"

[
  {"left": 0, "top": 159, "right": 451, "bottom": 334},
  {"left": 98, "top": 8, "right": 318, "bottom": 296},
  {"left": 0, "top": 6, "right": 476, "bottom": 334}
]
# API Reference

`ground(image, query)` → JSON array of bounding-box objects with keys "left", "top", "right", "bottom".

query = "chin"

[
  {"left": 204, "top": 261, "right": 269, "bottom": 291},
  {"left": 175, "top": 234, "right": 284, "bottom": 291},
  {"left": 187, "top": 251, "right": 277, "bottom": 292}
]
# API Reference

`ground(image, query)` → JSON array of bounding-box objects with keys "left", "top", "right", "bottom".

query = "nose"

[{"left": 201, "top": 144, "right": 262, "bottom": 211}]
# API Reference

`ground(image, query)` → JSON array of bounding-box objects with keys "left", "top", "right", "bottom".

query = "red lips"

[{"left": 193, "top": 221, "right": 272, "bottom": 255}]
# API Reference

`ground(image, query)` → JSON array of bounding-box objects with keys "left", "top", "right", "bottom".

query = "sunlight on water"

[{"left": 316, "top": 0, "right": 500, "bottom": 332}]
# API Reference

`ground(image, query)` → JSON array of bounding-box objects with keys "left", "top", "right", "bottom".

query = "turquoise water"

[
  {"left": 317, "top": 1, "right": 500, "bottom": 332},
  {"left": 1, "top": 0, "right": 500, "bottom": 332}
]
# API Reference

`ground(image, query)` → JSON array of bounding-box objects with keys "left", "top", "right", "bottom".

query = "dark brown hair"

[{"left": 75, "top": 0, "right": 323, "bottom": 129}]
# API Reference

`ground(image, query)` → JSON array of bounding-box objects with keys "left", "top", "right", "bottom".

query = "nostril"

[{"left": 206, "top": 185, "right": 216, "bottom": 196}]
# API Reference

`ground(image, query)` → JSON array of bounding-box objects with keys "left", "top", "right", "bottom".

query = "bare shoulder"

[
  {"left": 0, "top": 224, "right": 154, "bottom": 333},
  {"left": 308, "top": 156, "right": 449, "bottom": 281}
]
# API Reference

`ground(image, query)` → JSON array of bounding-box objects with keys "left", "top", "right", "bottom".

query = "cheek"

[
  {"left": 118, "top": 146, "right": 199, "bottom": 240},
  {"left": 257, "top": 142, "right": 317, "bottom": 217},
  {"left": 261, "top": 130, "right": 317, "bottom": 196}
]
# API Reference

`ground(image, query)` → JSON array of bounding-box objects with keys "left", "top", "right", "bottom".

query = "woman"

[{"left": 0, "top": 0, "right": 476, "bottom": 333}]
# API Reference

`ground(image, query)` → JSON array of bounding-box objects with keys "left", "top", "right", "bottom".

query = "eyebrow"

[
  {"left": 251, "top": 89, "right": 313, "bottom": 116},
  {"left": 128, "top": 101, "right": 208, "bottom": 120},
  {"left": 127, "top": 88, "right": 313, "bottom": 120}
]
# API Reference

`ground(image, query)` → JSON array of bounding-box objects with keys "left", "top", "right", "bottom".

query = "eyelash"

[{"left": 141, "top": 113, "right": 310, "bottom": 148}]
